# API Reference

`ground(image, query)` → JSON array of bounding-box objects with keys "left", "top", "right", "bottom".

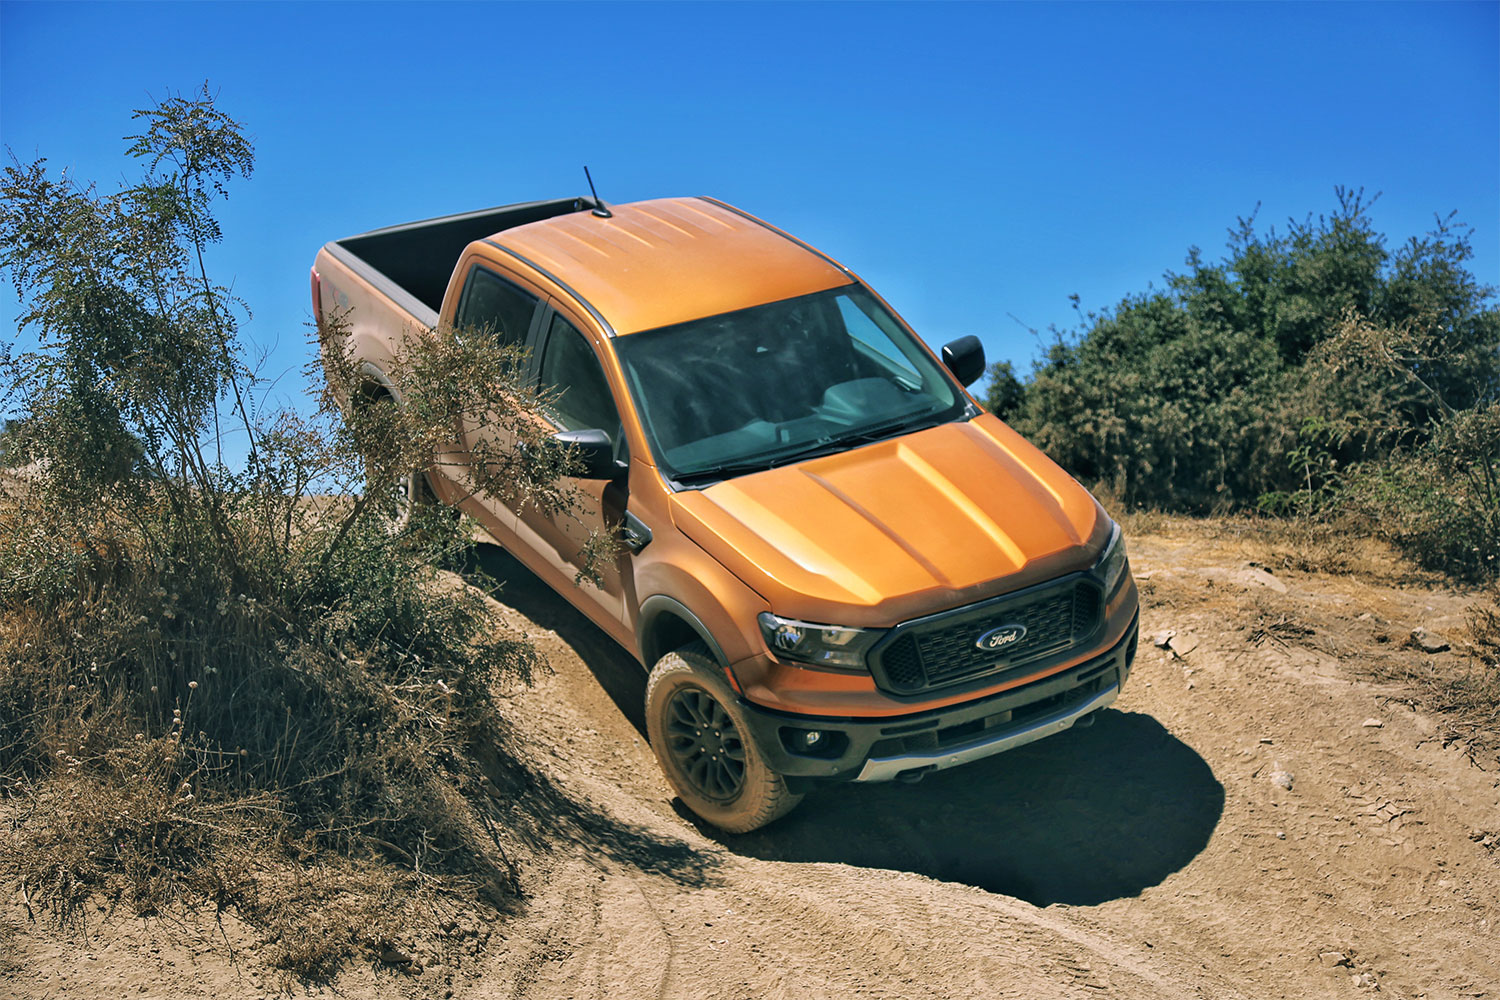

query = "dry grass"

[
  {"left": 0, "top": 491, "right": 713, "bottom": 984},
  {"left": 0, "top": 90, "right": 646, "bottom": 987},
  {"left": 0, "top": 488, "right": 538, "bottom": 982},
  {"left": 1125, "top": 508, "right": 1500, "bottom": 767},
  {"left": 1248, "top": 607, "right": 1318, "bottom": 649},
  {"left": 1380, "top": 592, "right": 1500, "bottom": 765},
  {"left": 1116, "top": 506, "right": 1441, "bottom": 588},
  {"left": 0, "top": 915, "right": 22, "bottom": 977}
]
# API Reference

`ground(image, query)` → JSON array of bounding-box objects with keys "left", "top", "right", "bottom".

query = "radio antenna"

[{"left": 583, "top": 166, "right": 613, "bottom": 218}]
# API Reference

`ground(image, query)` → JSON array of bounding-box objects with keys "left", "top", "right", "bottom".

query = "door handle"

[{"left": 620, "top": 510, "right": 652, "bottom": 554}]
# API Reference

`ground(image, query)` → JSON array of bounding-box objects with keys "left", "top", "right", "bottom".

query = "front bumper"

[{"left": 736, "top": 610, "right": 1138, "bottom": 784}]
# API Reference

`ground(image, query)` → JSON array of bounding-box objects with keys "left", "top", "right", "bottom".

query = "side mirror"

[
  {"left": 553, "top": 428, "right": 620, "bottom": 479},
  {"left": 940, "top": 335, "right": 986, "bottom": 388}
]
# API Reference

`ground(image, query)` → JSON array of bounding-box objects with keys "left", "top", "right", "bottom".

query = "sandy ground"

[{"left": 6, "top": 523, "right": 1498, "bottom": 999}]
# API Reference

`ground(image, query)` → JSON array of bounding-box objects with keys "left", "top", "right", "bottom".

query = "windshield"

[{"left": 613, "top": 285, "right": 967, "bottom": 483}]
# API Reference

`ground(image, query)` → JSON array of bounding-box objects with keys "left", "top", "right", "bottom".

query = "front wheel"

[{"left": 645, "top": 645, "right": 801, "bottom": 833}]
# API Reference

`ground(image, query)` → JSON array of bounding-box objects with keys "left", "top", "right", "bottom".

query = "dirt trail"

[{"left": 7, "top": 526, "right": 1499, "bottom": 998}]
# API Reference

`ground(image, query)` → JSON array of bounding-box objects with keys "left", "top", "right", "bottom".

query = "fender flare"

[
  {"left": 637, "top": 595, "right": 730, "bottom": 669},
  {"left": 357, "top": 362, "right": 401, "bottom": 403}
]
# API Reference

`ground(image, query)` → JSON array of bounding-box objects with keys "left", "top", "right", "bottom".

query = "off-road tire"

[{"left": 645, "top": 644, "right": 802, "bottom": 833}]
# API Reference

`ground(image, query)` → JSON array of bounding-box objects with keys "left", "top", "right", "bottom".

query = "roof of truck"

[{"left": 485, "top": 197, "right": 853, "bottom": 336}]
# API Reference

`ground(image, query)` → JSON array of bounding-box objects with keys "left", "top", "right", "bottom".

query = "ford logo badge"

[{"left": 975, "top": 624, "right": 1027, "bottom": 651}]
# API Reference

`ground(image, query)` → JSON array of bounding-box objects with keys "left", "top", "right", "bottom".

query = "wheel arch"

[
  {"left": 356, "top": 362, "right": 401, "bottom": 405},
  {"left": 638, "top": 595, "right": 730, "bottom": 669}
]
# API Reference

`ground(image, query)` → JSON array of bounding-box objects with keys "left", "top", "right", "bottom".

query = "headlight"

[
  {"left": 1094, "top": 522, "right": 1129, "bottom": 596},
  {"left": 757, "top": 612, "right": 883, "bottom": 670}
]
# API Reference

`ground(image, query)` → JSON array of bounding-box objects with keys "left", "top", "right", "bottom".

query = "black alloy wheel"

[
  {"left": 663, "top": 687, "right": 746, "bottom": 803},
  {"left": 644, "top": 644, "right": 802, "bottom": 832}
]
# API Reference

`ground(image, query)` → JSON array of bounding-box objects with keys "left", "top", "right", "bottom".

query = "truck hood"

[{"left": 669, "top": 414, "right": 1110, "bottom": 627}]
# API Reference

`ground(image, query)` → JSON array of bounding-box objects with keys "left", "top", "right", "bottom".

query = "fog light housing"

[{"left": 778, "top": 727, "right": 847, "bottom": 759}]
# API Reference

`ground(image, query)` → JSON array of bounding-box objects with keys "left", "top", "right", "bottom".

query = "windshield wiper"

[
  {"left": 834, "top": 411, "right": 953, "bottom": 449},
  {"left": 675, "top": 415, "right": 960, "bottom": 486},
  {"left": 674, "top": 439, "right": 853, "bottom": 485}
]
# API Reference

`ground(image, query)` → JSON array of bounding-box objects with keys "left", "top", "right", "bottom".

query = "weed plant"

[{"left": 0, "top": 87, "right": 611, "bottom": 975}]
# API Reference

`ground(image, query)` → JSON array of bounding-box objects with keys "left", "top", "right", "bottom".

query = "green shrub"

[
  {"left": 1334, "top": 402, "right": 1499, "bottom": 582},
  {"left": 988, "top": 190, "right": 1498, "bottom": 515},
  {"left": 985, "top": 189, "right": 1498, "bottom": 582}
]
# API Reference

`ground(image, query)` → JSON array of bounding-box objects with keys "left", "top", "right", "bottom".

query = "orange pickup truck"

[{"left": 312, "top": 195, "right": 1139, "bottom": 831}]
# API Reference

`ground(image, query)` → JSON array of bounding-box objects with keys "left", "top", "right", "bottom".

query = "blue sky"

[{"left": 2, "top": 0, "right": 1497, "bottom": 417}]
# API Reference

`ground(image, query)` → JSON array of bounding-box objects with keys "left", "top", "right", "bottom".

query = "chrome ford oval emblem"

[{"left": 975, "top": 624, "right": 1028, "bottom": 651}]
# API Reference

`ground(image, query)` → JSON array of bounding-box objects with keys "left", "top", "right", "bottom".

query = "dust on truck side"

[{"left": 312, "top": 194, "right": 1140, "bottom": 832}]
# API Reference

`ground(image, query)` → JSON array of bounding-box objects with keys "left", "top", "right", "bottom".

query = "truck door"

[
  {"left": 512, "top": 307, "right": 634, "bottom": 637},
  {"left": 447, "top": 261, "right": 545, "bottom": 535}
]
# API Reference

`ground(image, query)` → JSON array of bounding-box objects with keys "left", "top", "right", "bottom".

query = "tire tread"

[{"left": 645, "top": 643, "right": 802, "bottom": 833}]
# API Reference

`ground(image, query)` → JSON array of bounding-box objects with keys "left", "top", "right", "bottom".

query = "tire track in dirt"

[
  {"left": 544, "top": 859, "right": 1216, "bottom": 1000},
  {"left": 1106, "top": 545, "right": 1500, "bottom": 999},
  {"left": 13, "top": 530, "right": 1496, "bottom": 999},
  {"left": 488, "top": 533, "right": 1500, "bottom": 1000},
  {"left": 485, "top": 547, "right": 1228, "bottom": 1000},
  {"left": 506, "top": 864, "right": 682, "bottom": 1000}
]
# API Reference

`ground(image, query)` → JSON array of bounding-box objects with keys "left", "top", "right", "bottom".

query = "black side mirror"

[
  {"left": 941, "top": 335, "right": 986, "bottom": 388},
  {"left": 553, "top": 428, "right": 619, "bottom": 479}
]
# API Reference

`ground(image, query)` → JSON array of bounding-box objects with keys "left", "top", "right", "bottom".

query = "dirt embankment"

[{"left": 6, "top": 521, "right": 1498, "bottom": 999}]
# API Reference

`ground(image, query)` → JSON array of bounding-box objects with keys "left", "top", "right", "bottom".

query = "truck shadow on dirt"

[
  {"left": 464, "top": 543, "right": 650, "bottom": 732},
  {"left": 718, "top": 711, "right": 1223, "bottom": 905},
  {"left": 470, "top": 733, "right": 722, "bottom": 891},
  {"left": 463, "top": 543, "right": 1222, "bottom": 907}
]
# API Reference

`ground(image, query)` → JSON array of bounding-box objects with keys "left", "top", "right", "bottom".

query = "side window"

[
  {"left": 537, "top": 314, "right": 621, "bottom": 439},
  {"left": 456, "top": 266, "right": 538, "bottom": 348},
  {"left": 837, "top": 294, "right": 920, "bottom": 383}
]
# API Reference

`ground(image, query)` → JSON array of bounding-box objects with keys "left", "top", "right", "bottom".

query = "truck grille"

[{"left": 870, "top": 577, "right": 1103, "bottom": 694}]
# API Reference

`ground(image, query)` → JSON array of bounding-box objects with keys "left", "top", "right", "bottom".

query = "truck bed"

[{"left": 321, "top": 196, "right": 599, "bottom": 326}]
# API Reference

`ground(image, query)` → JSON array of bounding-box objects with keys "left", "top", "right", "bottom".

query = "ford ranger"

[{"left": 311, "top": 194, "right": 1140, "bottom": 832}]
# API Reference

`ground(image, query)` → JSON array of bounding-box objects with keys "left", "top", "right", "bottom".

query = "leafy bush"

[
  {"left": 1332, "top": 404, "right": 1499, "bottom": 583},
  {"left": 986, "top": 189, "right": 1499, "bottom": 581},
  {"left": 0, "top": 87, "right": 612, "bottom": 971}
]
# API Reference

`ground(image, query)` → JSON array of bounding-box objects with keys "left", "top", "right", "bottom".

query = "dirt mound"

[{"left": 7, "top": 525, "right": 1499, "bottom": 999}]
